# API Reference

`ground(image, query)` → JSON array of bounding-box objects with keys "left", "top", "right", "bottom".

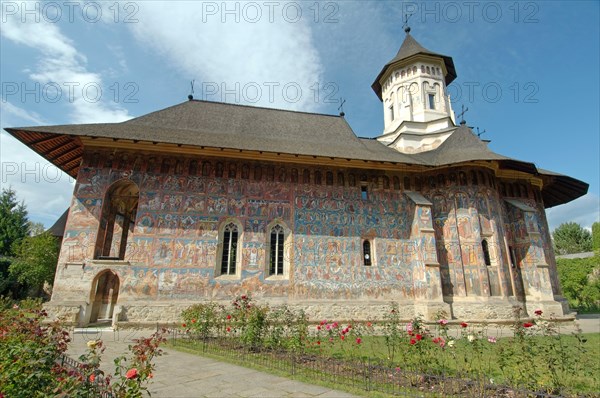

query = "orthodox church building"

[{"left": 6, "top": 31, "right": 587, "bottom": 326}]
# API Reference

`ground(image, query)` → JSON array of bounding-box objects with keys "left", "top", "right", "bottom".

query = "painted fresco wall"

[
  {"left": 55, "top": 149, "right": 429, "bottom": 304},
  {"left": 52, "top": 148, "right": 558, "bottom": 316}
]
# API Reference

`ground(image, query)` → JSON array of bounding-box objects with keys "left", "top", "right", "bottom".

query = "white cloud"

[
  {"left": 0, "top": 131, "right": 74, "bottom": 228},
  {"left": 546, "top": 193, "right": 600, "bottom": 231},
  {"left": 0, "top": 101, "right": 47, "bottom": 125},
  {"left": 0, "top": 3, "right": 132, "bottom": 124},
  {"left": 1, "top": 5, "right": 133, "bottom": 226},
  {"left": 126, "top": 1, "right": 323, "bottom": 111}
]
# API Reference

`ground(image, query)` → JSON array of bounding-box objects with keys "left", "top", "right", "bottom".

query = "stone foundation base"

[{"left": 43, "top": 296, "right": 573, "bottom": 327}]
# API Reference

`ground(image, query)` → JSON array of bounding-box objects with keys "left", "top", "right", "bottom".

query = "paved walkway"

[
  {"left": 67, "top": 329, "right": 358, "bottom": 398},
  {"left": 67, "top": 315, "right": 599, "bottom": 398}
]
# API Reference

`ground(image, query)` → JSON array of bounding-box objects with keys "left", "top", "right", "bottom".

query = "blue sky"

[{"left": 1, "top": 0, "right": 598, "bottom": 231}]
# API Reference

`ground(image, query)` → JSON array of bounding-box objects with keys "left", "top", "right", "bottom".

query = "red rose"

[
  {"left": 460, "top": 322, "right": 468, "bottom": 328},
  {"left": 340, "top": 335, "right": 345, "bottom": 340},
  {"left": 356, "top": 338, "right": 362, "bottom": 344},
  {"left": 316, "top": 325, "right": 321, "bottom": 330},
  {"left": 226, "top": 327, "right": 231, "bottom": 332},
  {"left": 191, "top": 319, "right": 196, "bottom": 323},
  {"left": 534, "top": 309, "right": 543, "bottom": 316},
  {"left": 416, "top": 334, "right": 423, "bottom": 341},
  {"left": 410, "top": 339, "right": 416, "bottom": 345},
  {"left": 226, "top": 314, "right": 232, "bottom": 320},
  {"left": 89, "top": 374, "right": 95, "bottom": 382},
  {"left": 126, "top": 368, "right": 138, "bottom": 380},
  {"left": 316, "top": 341, "right": 321, "bottom": 345},
  {"left": 182, "top": 323, "right": 186, "bottom": 328},
  {"left": 523, "top": 322, "right": 534, "bottom": 328}
]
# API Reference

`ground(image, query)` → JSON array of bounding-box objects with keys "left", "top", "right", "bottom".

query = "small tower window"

[
  {"left": 361, "top": 185, "right": 368, "bottom": 200},
  {"left": 389, "top": 105, "right": 395, "bottom": 121},
  {"left": 482, "top": 239, "right": 491, "bottom": 266},
  {"left": 363, "top": 240, "right": 372, "bottom": 266},
  {"left": 428, "top": 94, "right": 436, "bottom": 110}
]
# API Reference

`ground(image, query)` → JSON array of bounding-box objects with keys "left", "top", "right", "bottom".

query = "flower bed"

[{"left": 174, "top": 295, "right": 599, "bottom": 397}]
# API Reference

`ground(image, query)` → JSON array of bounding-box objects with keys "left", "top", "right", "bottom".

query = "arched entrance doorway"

[{"left": 89, "top": 270, "right": 120, "bottom": 324}]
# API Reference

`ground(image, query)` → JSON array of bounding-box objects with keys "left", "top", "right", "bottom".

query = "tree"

[
  {"left": 9, "top": 232, "right": 59, "bottom": 297},
  {"left": 0, "top": 188, "right": 29, "bottom": 256},
  {"left": 552, "top": 222, "right": 593, "bottom": 255},
  {"left": 28, "top": 221, "right": 46, "bottom": 236},
  {"left": 593, "top": 222, "right": 600, "bottom": 251},
  {"left": 556, "top": 254, "right": 600, "bottom": 311}
]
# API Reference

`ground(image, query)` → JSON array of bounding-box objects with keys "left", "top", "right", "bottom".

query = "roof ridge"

[{"left": 123, "top": 99, "right": 343, "bottom": 125}]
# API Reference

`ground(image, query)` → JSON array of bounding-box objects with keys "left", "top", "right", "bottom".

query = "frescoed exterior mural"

[{"left": 48, "top": 148, "right": 566, "bottom": 325}]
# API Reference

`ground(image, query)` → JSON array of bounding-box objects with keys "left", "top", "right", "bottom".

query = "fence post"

[{"left": 291, "top": 352, "right": 295, "bottom": 376}]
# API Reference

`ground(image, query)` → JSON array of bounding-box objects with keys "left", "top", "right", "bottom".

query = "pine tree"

[{"left": 0, "top": 188, "right": 29, "bottom": 256}]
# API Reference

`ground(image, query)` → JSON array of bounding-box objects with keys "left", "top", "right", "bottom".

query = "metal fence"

[
  {"left": 167, "top": 329, "right": 570, "bottom": 398},
  {"left": 57, "top": 354, "right": 114, "bottom": 398}
]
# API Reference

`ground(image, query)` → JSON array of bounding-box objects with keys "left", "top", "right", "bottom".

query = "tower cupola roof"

[{"left": 372, "top": 33, "right": 457, "bottom": 100}]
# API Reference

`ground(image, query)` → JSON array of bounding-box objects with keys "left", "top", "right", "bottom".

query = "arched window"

[
  {"left": 94, "top": 180, "right": 139, "bottom": 260},
  {"left": 363, "top": 240, "right": 372, "bottom": 266},
  {"left": 220, "top": 223, "right": 239, "bottom": 275},
  {"left": 482, "top": 239, "right": 491, "bottom": 266},
  {"left": 393, "top": 176, "right": 400, "bottom": 190},
  {"left": 269, "top": 225, "right": 285, "bottom": 276},
  {"left": 291, "top": 168, "right": 298, "bottom": 183}
]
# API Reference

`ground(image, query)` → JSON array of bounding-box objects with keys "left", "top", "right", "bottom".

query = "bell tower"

[{"left": 372, "top": 28, "right": 458, "bottom": 154}]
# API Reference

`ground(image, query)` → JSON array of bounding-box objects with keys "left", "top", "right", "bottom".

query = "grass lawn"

[{"left": 169, "top": 332, "right": 600, "bottom": 397}]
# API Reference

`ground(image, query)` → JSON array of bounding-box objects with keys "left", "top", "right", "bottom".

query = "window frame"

[
  {"left": 265, "top": 221, "right": 291, "bottom": 280},
  {"left": 216, "top": 220, "right": 243, "bottom": 278}
]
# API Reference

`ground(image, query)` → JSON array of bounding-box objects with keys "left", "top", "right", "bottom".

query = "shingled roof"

[
  {"left": 4, "top": 99, "right": 588, "bottom": 208},
  {"left": 372, "top": 33, "right": 457, "bottom": 100}
]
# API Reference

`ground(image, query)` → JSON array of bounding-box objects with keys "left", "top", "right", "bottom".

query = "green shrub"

[{"left": 557, "top": 254, "right": 600, "bottom": 311}]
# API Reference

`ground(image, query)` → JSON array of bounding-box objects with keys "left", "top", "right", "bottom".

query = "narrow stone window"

[
  {"left": 220, "top": 223, "right": 239, "bottom": 275},
  {"left": 363, "top": 240, "right": 372, "bottom": 266},
  {"left": 361, "top": 185, "right": 368, "bottom": 200},
  {"left": 482, "top": 239, "right": 491, "bottom": 266},
  {"left": 269, "top": 225, "right": 285, "bottom": 276},
  {"left": 389, "top": 105, "right": 395, "bottom": 121},
  {"left": 509, "top": 246, "right": 517, "bottom": 268}
]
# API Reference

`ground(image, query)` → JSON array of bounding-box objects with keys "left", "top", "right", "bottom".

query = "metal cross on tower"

[
  {"left": 338, "top": 97, "right": 346, "bottom": 117},
  {"left": 457, "top": 105, "right": 469, "bottom": 125},
  {"left": 403, "top": 12, "right": 413, "bottom": 33}
]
